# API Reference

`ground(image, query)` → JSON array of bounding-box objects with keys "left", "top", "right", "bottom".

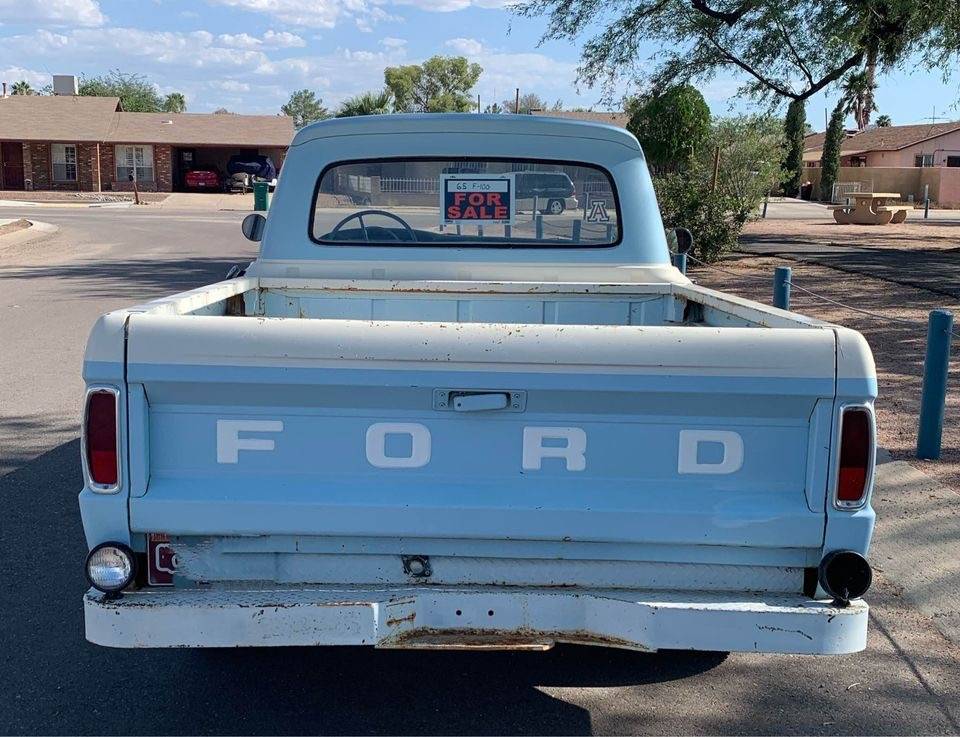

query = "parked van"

[{"left": 515, "top": 171, "right": 578, "bottom": 214}]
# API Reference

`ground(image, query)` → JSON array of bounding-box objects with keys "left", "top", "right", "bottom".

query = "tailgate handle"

[{"left": 453, "top": 392, "right": 509, "bottom": 412}]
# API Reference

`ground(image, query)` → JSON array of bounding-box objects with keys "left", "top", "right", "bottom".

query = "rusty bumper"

[{"left": 84, "top": 585, "right": 868, "bottom": 654}]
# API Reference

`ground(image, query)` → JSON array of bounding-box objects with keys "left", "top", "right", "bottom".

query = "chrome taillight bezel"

[
  {"left": 833, "top": 403, "right": 875, "bottom": 511},
  {"left": 81, "top": 385, "right": 122, "bottom": 494}
]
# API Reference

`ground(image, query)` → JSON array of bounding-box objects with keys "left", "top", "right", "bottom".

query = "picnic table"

[{"left": 830, "top": 192, "right": 910, "bottom": 225}]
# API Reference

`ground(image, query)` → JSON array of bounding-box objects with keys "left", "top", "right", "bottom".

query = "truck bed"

[{"left": 162, "top": 275, "right": 830, "bottom": 330}]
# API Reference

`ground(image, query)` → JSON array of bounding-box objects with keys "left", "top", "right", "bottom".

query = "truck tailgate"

[{"left": 125, "top": 314, "right": 837, "bottom": 550}]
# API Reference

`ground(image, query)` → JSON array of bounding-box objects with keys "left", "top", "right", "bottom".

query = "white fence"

[{"left": 379, "top": 177, "right": 439, "bottom": 194}]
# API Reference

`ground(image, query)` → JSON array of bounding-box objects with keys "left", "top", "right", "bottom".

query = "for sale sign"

[{"left": 440, "top": 173, "right": 515, "bottom": 225}]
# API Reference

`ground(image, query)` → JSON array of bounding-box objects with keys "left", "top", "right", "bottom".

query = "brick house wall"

[{"left": 109, "top": 143, "right": 172, "bottom": 192}]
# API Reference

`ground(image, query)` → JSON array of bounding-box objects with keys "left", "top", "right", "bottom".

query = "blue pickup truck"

[{"left": 79, "top": 114, "right": 876, "bottom": 654}]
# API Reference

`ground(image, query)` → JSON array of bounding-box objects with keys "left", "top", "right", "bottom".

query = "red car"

[{"left": 184, "top": 169, "right": 221, "bottom": 190}]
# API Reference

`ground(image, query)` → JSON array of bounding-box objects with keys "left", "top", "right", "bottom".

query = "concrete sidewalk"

[{"left": 872, "top": 456, "right": 960, "bottom": 646}]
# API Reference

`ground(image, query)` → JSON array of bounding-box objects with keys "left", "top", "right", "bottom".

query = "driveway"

[{"left": 1, "top": 204, "right": 959, "bottom": 735}]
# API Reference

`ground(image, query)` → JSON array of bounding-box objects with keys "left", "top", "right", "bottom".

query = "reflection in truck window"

[{"left": 312, "top": 158, "right": 620, "bottom": 247}]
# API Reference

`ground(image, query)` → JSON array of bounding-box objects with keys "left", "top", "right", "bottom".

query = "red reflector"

[
  {"left": 837, "top": 408, "right": 871, "bottom": 504},
  {"left": 85, "top": 390, "right": 118, "bottom": 486}
]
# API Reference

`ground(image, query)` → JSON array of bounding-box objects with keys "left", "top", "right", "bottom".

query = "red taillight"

[
  {"left": 85, "top": 390, "right": 118, "bottom": 487},
  {"left": 837, "top": 407, "right": 872, "bottom": 506}
]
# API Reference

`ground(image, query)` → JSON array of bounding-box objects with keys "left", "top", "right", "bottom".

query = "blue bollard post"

[
  {"left": 917, "top": 309, "right": 954, "bottom": 460},
  {"left": 773, "top": 266, "right": 792, "bottom": 310},
  {"left": 535, "top": 214, "right": 543, "bottom": 240},
  {"left": 672, "top": 252, "right": 687, "bottom": 275},
  {"left": 572, "top": 219, "right": 582, "bottom": 243}
]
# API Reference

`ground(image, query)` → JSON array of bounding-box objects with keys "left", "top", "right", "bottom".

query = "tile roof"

[
  {"left": 0, "top": 95, "right": 121, "bottom": 141},
  {"left": 0, "top": 94, "right": 294, "bottom": 146},
  {"left": 804, "top": 121, "right": 960, "bottom": 158},
  {"left": 530, "top": 110, "right": 629, "bottom": 128},
  {"left": 109, "top": 111, "right": 294, "bottom": 146}
]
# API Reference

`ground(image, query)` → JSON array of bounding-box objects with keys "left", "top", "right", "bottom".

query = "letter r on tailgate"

[
  {"left": 522, "top": 427, "right": 587, "bottom": 471},
  {"left": 217, "top": 420, "right": 284, "bottom": 464}
]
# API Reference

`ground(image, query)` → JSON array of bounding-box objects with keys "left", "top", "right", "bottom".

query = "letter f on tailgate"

[{"left": 217, "top": 420, "right": 284, "bottom": 464}]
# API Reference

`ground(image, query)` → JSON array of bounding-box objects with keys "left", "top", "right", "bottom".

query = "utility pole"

[
  {"left": 477, "top": 93, "right": 481, "bottom": 113},
  {"left": 710, "top": 145, "right": 721, "bottom": 192},
  {"left": 515, "top": 88, "right": 520, "bottom": 115}
]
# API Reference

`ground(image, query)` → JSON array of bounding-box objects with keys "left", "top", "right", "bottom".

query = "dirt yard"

[
  {"left": 692, "top": 255, "right": 960, "bottom": 492},
  {"left": 0, "top": 218, "right": 30, "bottom": 237}
]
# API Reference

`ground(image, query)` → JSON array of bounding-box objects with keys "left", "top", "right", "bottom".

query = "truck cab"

[{"left": 79, "top": 114, "right": 876, "bottom": 654}]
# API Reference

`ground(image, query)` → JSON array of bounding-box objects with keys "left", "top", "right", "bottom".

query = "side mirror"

[
  {"left": 241, "top": 213, "right": 266, "bottom": 242},
  {"left": 673, "top": 227, "right": 693, "bottom": 254}
]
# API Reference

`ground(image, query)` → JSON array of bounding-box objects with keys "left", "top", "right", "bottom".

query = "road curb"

[{"left": 872, "top": 457, "right": 960, "bottom": 647}]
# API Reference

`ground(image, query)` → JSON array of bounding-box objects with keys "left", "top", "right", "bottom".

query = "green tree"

[
  {"left": 281, "top": 89, "right": 330, "bottom": 129},
  {"left": 707, "top": 114, "right": 786, "bottom": 222},
  {"left": 384, "top": 56, "right": 482, "bottom": 112},
  {"left": 840, "top": 70, "right": 877, "bottom": 130},
  {"left": 517, "top": 1, "right": 960, "bottom": 106},
  {"left": 336, "top": 89, "right": 393, "bottom": 117},
  {"left": 162, "top": 92, "right": 186, "bottom": 113},
  {"left": 876, "top": 113, "right": 892, "bottom": 126},
  {"left": 11, "top": 80, "right": 33, "bottom": 95},
  {"left": 502, "top": 92, "right": 548, "bottom": 113},
  {"left": 819, "top": 102, "right": 846, "bottom": 201},
  {"left": 655, "top": 114, "right": 785, "bottom": 262},
  {"left": 782, "top": 98, "right": 806, "bottom": 196},
  {"left": 626, "top": 84, "right": 710, "bottom": 173},
  {"left": 78, "top": 70, "right": 180, "bottom": 112},
  {"left": 483, "top": 102, "right": 504, "bottom": 114}
]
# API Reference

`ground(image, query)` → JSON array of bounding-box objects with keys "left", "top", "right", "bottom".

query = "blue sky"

[{"left": 0, "top": 0, "right": 957, "bottom": 128}]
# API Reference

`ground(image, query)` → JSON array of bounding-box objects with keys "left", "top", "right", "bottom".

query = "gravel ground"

[
  {"left": 692, "top": 255, "right": 960, "bottom": 492},
  {"left": 0, "top": 190, "right": 169, "bottom": 204}
]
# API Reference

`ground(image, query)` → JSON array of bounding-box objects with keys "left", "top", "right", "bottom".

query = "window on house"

[
  {"left": 947, "top": 156, "right": 960, "bottom": 168},
  {"left": 115, "top": 145, "right": 154, "bottom": 183},
  {"left": 52, "top": 144, "right": 77, "bottom": 182},
  {"left": 914, "top": 154, "right": 935, "bottom": 168}
]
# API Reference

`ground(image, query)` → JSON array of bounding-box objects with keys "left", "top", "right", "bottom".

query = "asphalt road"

[
  {"left": 2, "top": 204, "right": 959, "bottom": 735},
  {"left": 739, "top": 201, "right": 960, "bottom": 299}
]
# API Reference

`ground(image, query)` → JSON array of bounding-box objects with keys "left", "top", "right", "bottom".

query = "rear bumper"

[{"left": 85, "top": 585, "right": 867, "bottom": 654}]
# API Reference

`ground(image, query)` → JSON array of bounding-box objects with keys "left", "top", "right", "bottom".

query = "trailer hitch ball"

[{"left": 402, "top": 555, "right": 432, "bottom": 578}]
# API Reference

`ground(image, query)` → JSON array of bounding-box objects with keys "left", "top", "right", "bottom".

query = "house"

[
  {"left": 530, "top": 110, "right": 629, "bottom": 128},
  {"left": 0, "top": 84, "right": 293, "bottom": 193},
  {"left": 803, "top": 121, "right": 960, "bottom": 168}
]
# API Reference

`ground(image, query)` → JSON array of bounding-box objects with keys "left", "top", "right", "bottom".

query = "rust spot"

[
  {"left": 386, "top": 611, "right": 417, "bottom": 627},
  {"left": 380, "top": 627, "right": 651, "bottom": 652}
]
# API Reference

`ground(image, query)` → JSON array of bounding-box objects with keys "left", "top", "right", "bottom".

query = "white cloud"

[
  {"left": 0, "top": 66, "right": 49, "bottom": 89},
  {"left": 203, "top": 0, "right": 348, "bottom": 28},
  {"left": 380, "top": 36, "right": 406, "bottom": 48},
  {"left": 444, "top": 37, "right": 483, "bottom": 55},
  {"left": 263, "top": 30, "right": 307, "bottom": 47},
  {"left": 0, "top": 0, "right": 105, "bottom": 26},
  {"left": 393, "top": 0, "right": 508, "bottom": 10}
]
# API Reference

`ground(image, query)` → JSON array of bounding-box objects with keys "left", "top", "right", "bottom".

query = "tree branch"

[
  {"left": 775, "top": 17, "right": 815, "bottom": 88},
  {"left": 690, "top": 0, "right": 755, "bottom": 26},
  {"left": 702, "top": 34, "right": 798, "bottom": 98}
]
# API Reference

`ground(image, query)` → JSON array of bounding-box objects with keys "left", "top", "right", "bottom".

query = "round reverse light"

[{"left": 85, "top": 542, "right": 136, "bottom": 593}]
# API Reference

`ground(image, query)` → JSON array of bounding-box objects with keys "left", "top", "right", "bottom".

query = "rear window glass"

[{"left": 311, "top": 158, "right": 619, "bottom": 247}]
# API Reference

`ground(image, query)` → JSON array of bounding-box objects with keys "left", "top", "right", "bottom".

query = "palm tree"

[
  {"left": 876, "top": 114, "right": 892, "bottom": 127},
  {"left": 840, "top": 71, "right": 877, "bottom": 131},
  {"left": 11, "top": 80, "right": 33, "bottom": 95},
  {"left": 162, "top": 92, "right": 186, "bottom": 113},
  {"left": 336, "top": 89, "right": 393, "bottom": 117}
]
